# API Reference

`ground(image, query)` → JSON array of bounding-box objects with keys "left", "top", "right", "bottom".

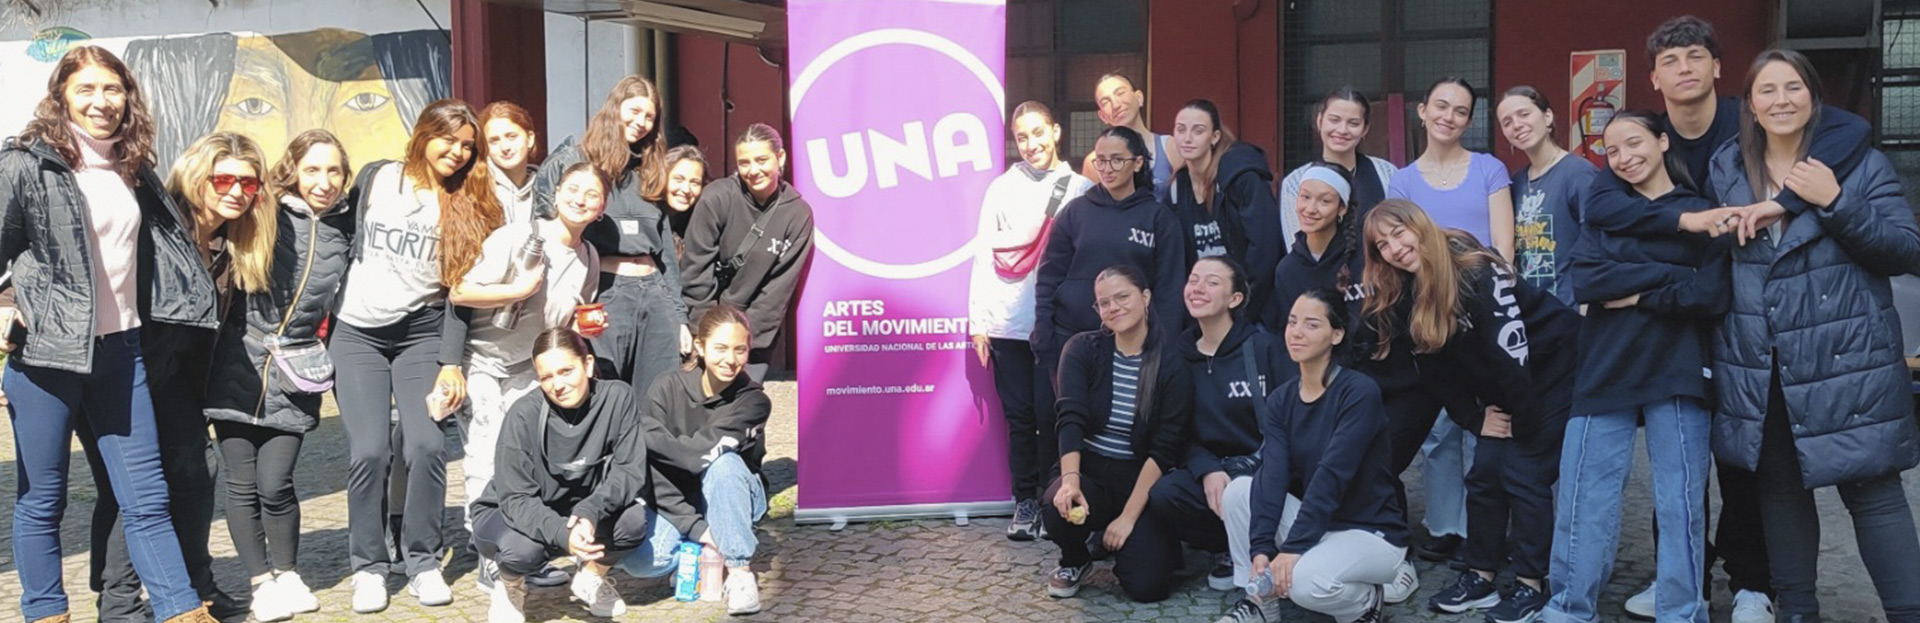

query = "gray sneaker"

[{"left": 1214, "top": 596, "right": 1282, "bottom": 623}]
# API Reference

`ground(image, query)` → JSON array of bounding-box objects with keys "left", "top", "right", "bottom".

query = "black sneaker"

[
  {"left": 1047, "top": 563, "right": 1092, "bottom": 598},
  {"left": 526, "top": 561, "right": 572, "bottom": 588},
  {"left": 1208, "top": 552, "right": 1236, "bottom": 591},
  {"left": 1007, "top": 498, "right": 1041, "bottom": 541},
  {"left": 1429, "top": 571, "right": 1501, "bottom": 613},
  {"left": 1485, "top": 581, "right": 1548, "bottom": 623},
  {"left": 1213, "top": 596, "right": 1282, "bottom": 623},
  {"left": 1353, "top": 586, "right": 1387, "bottom": 623},
  {"left": 1418, "top": 533, "right": 1464, "bottom": 562}
]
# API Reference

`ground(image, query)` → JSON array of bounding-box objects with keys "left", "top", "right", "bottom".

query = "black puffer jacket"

[
  {"left": 1709, "top": 144, "right": 1920, "bottom": 488},
  {"left": 0, "top": 138, "right": 218, "bottom": 373},
  {"left": 203, "top": 194, "right": 354, "bottom": 433}
]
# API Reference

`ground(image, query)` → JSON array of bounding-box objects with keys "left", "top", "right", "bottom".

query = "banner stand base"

[{"left": 796, "top": 501, "right": 1015, "bottom": 528}]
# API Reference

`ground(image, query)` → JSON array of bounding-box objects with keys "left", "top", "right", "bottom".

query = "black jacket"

[
  {"left": 1414, "top": 262, "right": 1579, "bottom": 440},
  {"left": 0, "top": 138, "right": 218, "bottom": 373},
  {"left": 681, "top": 176, "right": 814, "bottom": 350},
  {"left": 1249, "top": 368, "right": 1407, "bottom": 558},
  {"left": 204, "top": 195, "right": 354, "bottom": 433},
  {"left": 1055, "top": 328, "right": 1192, "bottom": 469},
  {"left": 1570, "top": 181, "right": 1730, "bottom": 415},
  {"left": 1164, "top": 143, "right": 1282, "bottom": 315},
  {"left": 1709, "top": 144, "right": 1920, "bottom": 488},
  {"left": 1181, "top": 321, "right": 1291, "bottom": 475},
  {"left": 1033, "top": 186, "right": 1187, "bottom": 359},
  {"left": 644, "top": 368, "right": 772, "bottom": 537},
  {"left": 537, "top": 138, "right": 688, "bottom": 325},
  {"left": 472, "top": 380, "right": 651, "bottom": 546},
  {"left": 1266, "top": 231, "right": 1367, "bottom": 331}
]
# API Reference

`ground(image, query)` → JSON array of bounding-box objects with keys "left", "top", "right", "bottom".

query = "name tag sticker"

[{"left": 619, "top": 219, "right": 641, "bottom": 235}]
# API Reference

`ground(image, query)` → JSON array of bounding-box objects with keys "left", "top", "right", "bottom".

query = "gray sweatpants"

[{"left": 1223, "top": 477, "right": 1406, "bottom": 623}]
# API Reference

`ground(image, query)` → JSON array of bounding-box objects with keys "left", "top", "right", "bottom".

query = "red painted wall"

[
  {"left": 671, "top": 35, "right": 790, "bottom": 172},
  {"left": 1491, "top": 0, "right": 1773, "bottom": 170},
  {"left": 451, "top": 0, "right": 549, "bottom": 157},
  {"left": 1146, "top": 0, "right": 1282, "bottom": 167}
]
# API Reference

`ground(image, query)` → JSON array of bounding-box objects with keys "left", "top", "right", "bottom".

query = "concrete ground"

[{"left": 1, "top": 378, "right": 1916, "bottom": 622}]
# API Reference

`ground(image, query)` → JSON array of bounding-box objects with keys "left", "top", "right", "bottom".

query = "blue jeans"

[
  {"left": 1421, "top": 413, "right": 1473, "bottom": 537},
  {"left": 1544, "top": 398, "right": 1710, "bottom": 623},
  {"left": 7, "top": 329, "right": 201, "bottom": 621},
  {"left": 615, "top": 452, "right": 767, "bottom": 575}
]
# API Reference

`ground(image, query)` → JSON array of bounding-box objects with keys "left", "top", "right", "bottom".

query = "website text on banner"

[{"left": 789, "top": 0, "right": 1010, "bottom": 522}]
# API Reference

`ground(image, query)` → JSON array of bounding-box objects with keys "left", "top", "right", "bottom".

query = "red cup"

[{"left": 575, "top": 302, "right": 608, "bottom": 338}]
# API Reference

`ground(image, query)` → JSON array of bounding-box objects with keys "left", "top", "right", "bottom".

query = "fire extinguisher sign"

[{"left": 1570, "top": 49, "right": 1626, "bottom": 167}]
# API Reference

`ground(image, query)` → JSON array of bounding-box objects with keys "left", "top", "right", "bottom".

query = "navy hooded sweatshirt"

[
  {"left": 1181, "top": 320, "right": 1293, "bottom": 475},
  {"left": 1164, "top": 142, "right": 1283, "bottom": 316},
  {"left": 1266, "top": 230, "right": 1368, "bottom": 332},
  {"left": 1570, "top": 180, "right": 1731, "bottom": 415},
  {"left": 1413, "top": 261, "right": 1580, "bottom": 440},
  {"left": 1249, "top": 368, "right": 1408, "bottom": 558},
  {"left": 1033, "top": 185, "right": 1188, "bottom": 361}
]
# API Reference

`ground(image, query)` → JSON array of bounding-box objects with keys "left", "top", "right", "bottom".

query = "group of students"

[
  {"left": 0, "top": 44, "right": 816, "bottom": 623},
  {"left": 970, "top": 15, "right": 1920, "bottom": 623}
]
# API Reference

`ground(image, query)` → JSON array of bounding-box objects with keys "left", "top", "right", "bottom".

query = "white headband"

[{"left": 1300, "top": 165, "right": 1352, "bottom": 205}]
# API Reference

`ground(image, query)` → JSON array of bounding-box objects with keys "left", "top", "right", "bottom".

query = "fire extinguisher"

[{"left": 1576, "top": 93, "right": 1616, "bottom": 163}]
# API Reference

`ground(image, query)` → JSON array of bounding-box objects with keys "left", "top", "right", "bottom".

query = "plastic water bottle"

[
  {"left": 672, "top": 542, "right": 702, "bottom": 601},
  {"left": 1247, "top": 569, "right": 1275, "bottom": 600},
  {"left": 490, "top": 229, "right": 545, "bottom": 330},
  {"left": 697, "top": 545, "right": 725, "bottom": 601}
]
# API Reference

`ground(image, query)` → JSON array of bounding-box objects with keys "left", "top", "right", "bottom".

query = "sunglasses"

[{"left": 209, "top": 174, "right": 263, "bottom": 197}]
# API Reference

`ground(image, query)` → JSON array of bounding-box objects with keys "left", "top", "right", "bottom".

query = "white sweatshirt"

[{"left": 968, "top": 163, "right": 1093, "bottom": 341}]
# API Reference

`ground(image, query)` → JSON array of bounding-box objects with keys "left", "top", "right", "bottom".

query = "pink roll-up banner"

[{"left": 788, "top": 0, "right": 1010, "bottom": 524}]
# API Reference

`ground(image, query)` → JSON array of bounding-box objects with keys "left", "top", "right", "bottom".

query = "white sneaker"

[
  {"left": 1383, "top": 560, "right": 1420, "bottom": 604},
  {"left": 725, "top": 566, "right": 761, "bottom": 615},
  {"left": 489, "top": 574, "right": 528, "bottom": 623},
  {"left": 407, "top": 570, "right": 454, "bottom": 607},
  {"left": 250, "top": 580, "right": 294, "bottom": 622},
  {"left": 570, "top": 567, "right": 628, "bottom": 617},
  {"left": 1732, "top": 590, "right": 1776, "bottom": 623},
  {"left": 350, "top": 570, "right": 390, "bottom": 614},
  {"left": 274, "top": 571, "right": 321, "bottom": 614},
  {"left": 1624, "top": 583, "right": 1655, "bottom": 620}
]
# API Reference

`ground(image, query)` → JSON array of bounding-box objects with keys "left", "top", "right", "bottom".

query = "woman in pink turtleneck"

[{"left": 0, "top": 46, "right": 220, "bottom": 623}]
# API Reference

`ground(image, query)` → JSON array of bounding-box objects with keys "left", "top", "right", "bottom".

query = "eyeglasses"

[
  {"left": 1094, "top": 291, "right": 1136, "bottom": 312},
  {"left": 1091, "top": 156, "right": 1138, "bottom": 172},
  {"left": 209, "top": 174, "right": 263, "bottom": 197}
]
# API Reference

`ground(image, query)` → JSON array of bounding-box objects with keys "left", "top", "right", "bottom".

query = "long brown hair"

[
  {"left": 480, "top": 100, "right": 539, "bottom": 165},
  {"left": 270, "top": 129, "right": 353, "bottom": 201},
  {"left": 402, "top": 99, "right": 504, "bottom": 285},
  {"left": 580, "top": 76, "right": 667, "bottom": 202},
  {"left": 1359, "top": 199, "right": 1480, "bottom": 358},
  {"left": 1738, "top": 49, "right": 1825, "bottom": 203},
  {"left": 19, "top": 46, "right": 157, "bottom": 185},
  {"left": 166, "top": 131, "right": 276, "bottom": 293}
]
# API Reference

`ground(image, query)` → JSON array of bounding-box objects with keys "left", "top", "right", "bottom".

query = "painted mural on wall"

[{"left": 1, "top": 26, "right": 450, "bottom": 170}]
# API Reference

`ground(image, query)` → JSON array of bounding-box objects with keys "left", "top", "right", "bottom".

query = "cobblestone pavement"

[{"left": 1, "top": 379, "right": 1916, "bottom": 622}]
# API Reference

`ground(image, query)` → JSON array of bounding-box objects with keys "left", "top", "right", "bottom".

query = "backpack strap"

[{"left": 1043, "top": 174, "right": 1072, "bottom": 218}]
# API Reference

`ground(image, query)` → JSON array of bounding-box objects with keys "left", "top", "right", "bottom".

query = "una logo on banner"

[{"left": 790, "top": 28, "right": 1004, "bottom": 281}]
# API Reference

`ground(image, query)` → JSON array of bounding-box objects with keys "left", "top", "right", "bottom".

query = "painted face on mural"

[
  {"left": 484, "top": 116, "right": 536, "bottom": 173},
  {"left": 296, "top": 141, "right": 347, "bottom": 209},
  {"left": 735, "top": 139, "right": 786, "bottom": 201},
  {"left": 619, "top": 95, "right": 657, "bottom": 145},
  {"left": 424, "top": 123, "right": 476, "bottom": 181},
  {"left": 1651, "top": 44, "right": 1720, "bottom": 104},
  {"left": 666, "top": 158, "right": 705, "bottom": 212},
  {"left": 63, "top": 63, "right": 126, "bottom": 140},
  {"left": 216, "top": 33, "right": 408, "bottom": 167},
  {"left": 204, "top": 157, "right": 261, "bottom": 222}
]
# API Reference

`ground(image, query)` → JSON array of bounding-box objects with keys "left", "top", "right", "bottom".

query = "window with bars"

[
  {"left": 1879, "top": 1, "right": 1920, "bottom": 207},
  {"left": 1281, "top": 0, "right": 1494, "bottom": 169},
  {"left": 1007, "top": 0, "right": 1149, "bottom": 162}
]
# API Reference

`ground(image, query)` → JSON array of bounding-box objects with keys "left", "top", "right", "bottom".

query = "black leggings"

[
  {"left": 472, "top": 503, "right": 653, "bottom": 577},
  {"left": 1039, "top": 453, "right": 1174, "bottom": 602},
  {"left": 332, "top": 306, "right": 452, "bottom": 577},
  {"left": 215, "top": 420, "right": 306, "bottom": 579}
]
